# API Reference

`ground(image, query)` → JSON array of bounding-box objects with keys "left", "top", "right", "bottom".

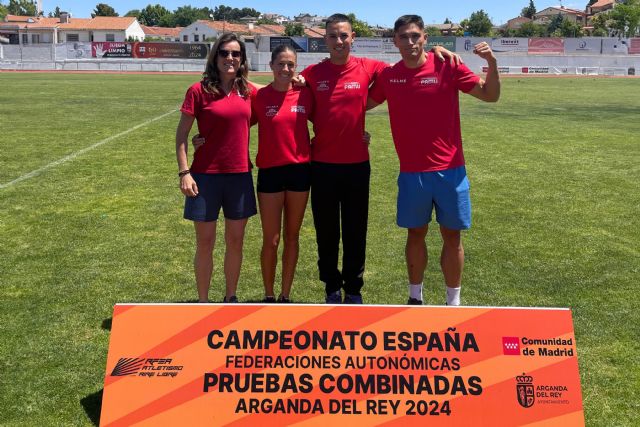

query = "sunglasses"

[{"left": 218, "top": 49, "right": 242, "bottom": 58}]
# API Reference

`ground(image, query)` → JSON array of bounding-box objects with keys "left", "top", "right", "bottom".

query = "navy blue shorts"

[
  {"left": 397, "top": 166, "right": 471, "bottom": 230},
  {"left": 257, "top": 163, "right": 311, "bottom": 193},
  {"left": 184, "top": 172, "right": 257, "bottom": 222}
]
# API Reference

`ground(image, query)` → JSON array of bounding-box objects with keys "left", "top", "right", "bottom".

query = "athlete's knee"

[
  {"left": 440, "top": 227, "right": 462, "bottom": 248},
  {"left": 407, "top": 225, "right": 428, "bottom": 241},
  {"left": 195, "top": 235, "right": 216, "bottom": 252},
  {"left": 283, "top": 231, "right": 300, "bottom": 247},
  {"left": 263, "top": 233, "right": 281, "bottom": 250}
]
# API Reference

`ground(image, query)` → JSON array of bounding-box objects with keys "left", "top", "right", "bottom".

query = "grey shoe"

[
  {"left": 325, "top": 291, "right": 342, "bottom": 304},
  {"left": 343, "top": 294, "right": 363, "bottom": 304},
  {"left": 407, "top": 297, "right": 423, "bottom": 305}
]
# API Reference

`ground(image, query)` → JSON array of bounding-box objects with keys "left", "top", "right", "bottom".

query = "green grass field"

[{"left": 0, "top": 72, "right": 638, "bottom": 425}]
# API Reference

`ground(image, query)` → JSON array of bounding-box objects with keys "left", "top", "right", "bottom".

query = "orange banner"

[{"left": 100, "top": 305, "right": 584, "bottom": 426}]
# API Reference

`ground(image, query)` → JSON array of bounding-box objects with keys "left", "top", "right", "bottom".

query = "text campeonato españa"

[{"left": 207, "top": 330, "right": 479, "bottom": 352}]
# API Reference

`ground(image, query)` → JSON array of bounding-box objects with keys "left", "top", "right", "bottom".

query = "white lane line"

[{"left": 0, "top": 109, "right": 178, "bottom": 190}]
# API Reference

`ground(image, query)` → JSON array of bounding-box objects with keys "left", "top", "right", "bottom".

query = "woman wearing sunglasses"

[
  {"left": 189, "top": 43, "right": 315, "bottom": 303},
  {"left": 175, "top": 33, "right": 256, "bottom": 303}
]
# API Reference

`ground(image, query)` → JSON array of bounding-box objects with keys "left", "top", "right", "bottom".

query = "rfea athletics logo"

[
  {"left": 265, "top": 105, "right": 279, "bottom": 117},
  {"left": 316, "top": 80, "right": 330, "bottom": 92},
  {"left": 502, "top": 337, "right": 521, "bottom": 355},
  {"left": 110, "top": 358, "right": 184, "bottom": 378},
  {"left": 516, "top": 374, "right": 535, "bottom": 408},
  {"left": 110, "top": 358, "right": 146, "bottom": 376}
]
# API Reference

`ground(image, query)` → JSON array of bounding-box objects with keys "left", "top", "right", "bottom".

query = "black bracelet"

[{"left": 178, "top": 169, "right": 190, "bottom": 177}]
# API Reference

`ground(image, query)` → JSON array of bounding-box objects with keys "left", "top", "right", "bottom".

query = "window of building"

[
  {"left": 67, "top": 33, "right": 79, "bottom": 42},
  {"left": 183, "top": 35, "right": 188, "bottom": 42},
  {"left": 22, "top": 34, "right": 28, "bottom": 44},
  {"left": 106, "top": 33, "right": 115, "bottom": 42},
  {"left": 32, "top": 34, "right": 40, "bottom": 44},
  {"left": 194, "top": 34, "right": 199, "bottom": 42}
]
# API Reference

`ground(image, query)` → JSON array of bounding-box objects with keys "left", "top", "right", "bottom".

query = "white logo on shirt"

[
  {"left": 344, "top": 82, "right": 361, "bottom": 90},
  {"left": 421, "top": 77, "right": 439, "bottom": 85},
  {"left": 390, "top": 78, "right": 407, "bottom": 84},
  {"left": 317, "top": 80, "right": 330, "bottom": 91},
  {"left": 265, "top": 105, "right": 278, "bottom": 117},
  {"left": 291, "top": 105, "right": 306, "bottom": 113}
]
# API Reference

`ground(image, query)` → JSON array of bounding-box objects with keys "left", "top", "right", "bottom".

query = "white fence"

[{"left": 1, "top": 43, "right": 638, "bottom": 76}]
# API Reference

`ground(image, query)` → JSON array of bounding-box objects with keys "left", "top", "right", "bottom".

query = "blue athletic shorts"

[
  {"left": 184, "top": 172, "right": 257, "bottom": 222},
  {"left": 396, "top": 166, "right": 471, "bottom": 230}
]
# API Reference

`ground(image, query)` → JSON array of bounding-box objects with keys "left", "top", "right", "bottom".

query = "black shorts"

[
  {"left": 184, "top": 172, "right": 257, "bottom": 221},
  {"left": 257, "top": 163, "right": 311, "bottom": 193}
]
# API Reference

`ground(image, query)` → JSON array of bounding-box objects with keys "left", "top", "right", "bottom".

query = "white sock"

[
  {"left": 409, "top": 283, "right": 423, "bottom": 300},
  {"left": 446, "top": 286, "right": 461, "bottom": 306}
]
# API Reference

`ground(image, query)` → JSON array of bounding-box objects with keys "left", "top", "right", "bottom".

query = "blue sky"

[{"left": 39, "top": 1, "right": 586, "bottom": 26}]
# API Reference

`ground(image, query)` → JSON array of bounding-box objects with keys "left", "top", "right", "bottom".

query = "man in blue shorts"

[{"left": 368, "top": 15, "right": 501, "bottom": 305}]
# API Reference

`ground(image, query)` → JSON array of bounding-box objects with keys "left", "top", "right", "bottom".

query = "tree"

[
  {"left": 0, "top": 3, "right": 7, "bottom": 19},
  {"left": 515, "top": 21, "right": 547, "bottom": 37},
  {"left": 158, "top": 13, "right": 176, "bottom": 27},
  {"left": 425, "top": 26, "right": 442, "bottom": 36},
  {"left": 464, "top": 10, "right": 493, "bottom": 36},
  {"left": 554, "top": 17, "right": 584, "bottom": 37},
  {"left": 7, "top": 0, "right": 37, "bottom": 16},
  {"left": 284, "top": 22, "right": 305, "bottom": 36},
  {"left": 213, "top": 4, "right": 232, "bottom": 20},
  {"left": 138, "top": 4, "right": 171, "bottom": 26},
  {"left": 171, "top": 5, "right": 207, "bottom": 27},
  {"left": 521, "top": 0, "right": 536, "bottom": 19},
  {"left": 237, "top": 7, "right": 260, "bottom": 20},
  {"left": 608, "top": 0, "right": 640, "bottom": 37},
  {"left": 256, "top": 17, "right": 278, "bottom": 25},
  {"left": 591, "top": 12, "right": 610, "bottom": 36},
  {"left": 124, "top": 9, "right": 140, "bottom": 18},
  {"left": 48, "top": 6, "right": 62, "bottom": 18},
  {"left": 92, "top": 3, "right": 118, "bottom": 18},
  {"left": 546, "top": 13, "right": 564, "bottom": 35},
  {"left": 213, "top": 5, "right": 260, "bottom": 22},
  {"left": 443, "top": 17, "right": 451, "bottom": 24},
  {"left": 347, "top": 13, "right": 373, "bottom": 37}
]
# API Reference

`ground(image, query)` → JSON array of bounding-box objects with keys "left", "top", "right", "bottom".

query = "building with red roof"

[
  {"left": 141, "top": 25, "right": 183, "bottom": 42},
  {"left": 0, "top": 13, "right": 145, "bottom": 45},
  {"left": 178, "top": 20, "right": 325, "bottom": 43}
]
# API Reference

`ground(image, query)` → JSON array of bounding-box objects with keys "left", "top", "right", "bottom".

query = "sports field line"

[{"left": 0, "top": 108, "right": 178, "bottom": 190}]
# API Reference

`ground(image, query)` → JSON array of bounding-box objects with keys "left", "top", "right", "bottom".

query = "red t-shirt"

[
  {"left": 301, "top": 56, "right": 387, "bottom": 164},
  {"left": 252, "top": 84, "right": 314, "bottom": 169},
  {"left": 369, "top": 52, "right": 480, "bottom": 172},
  {"left": 180, "top": 81, "right": 254, "bottom": 174}
]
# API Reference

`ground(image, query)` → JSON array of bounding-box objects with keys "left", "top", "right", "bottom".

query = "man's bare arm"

[
  {"left": 366, "top": 97, "right": 381, "bottom": 111},
  {"left": 467, "top": 42, "right": 500, "bottom": 103}
]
